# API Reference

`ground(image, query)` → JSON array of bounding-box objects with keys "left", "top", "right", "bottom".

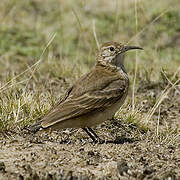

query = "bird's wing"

[{"left": 41, "top": 73, "right": 128, "bottom": 128}]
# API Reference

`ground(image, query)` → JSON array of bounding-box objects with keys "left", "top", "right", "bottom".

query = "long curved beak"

[{"left": 121, "top": 45, "right": 143, "bottom": 53}]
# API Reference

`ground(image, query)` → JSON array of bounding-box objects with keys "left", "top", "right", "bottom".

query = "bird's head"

[{"left": 97, "top": 42, "right": 143, "bottom": 70}]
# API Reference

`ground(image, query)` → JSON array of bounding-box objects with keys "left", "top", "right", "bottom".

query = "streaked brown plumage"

[{"left": 31, "top": 42, "right": 143, "bottom": 143}]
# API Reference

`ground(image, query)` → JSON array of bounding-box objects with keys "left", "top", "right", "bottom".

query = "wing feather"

[{"left": 41, "top": 78, "right": 128, "bottom": 128}]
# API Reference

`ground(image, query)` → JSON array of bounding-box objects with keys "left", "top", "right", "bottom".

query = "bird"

[{"left": 30, "top": 42, "right": 143, "bottom": 143}]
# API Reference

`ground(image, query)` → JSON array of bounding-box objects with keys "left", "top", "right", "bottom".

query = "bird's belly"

[
  {"left": 75, "top": 92, "right": 128, "bottom": 128},
  {"left": 87, "top": 95, "right": 127, "bottom": 127}
]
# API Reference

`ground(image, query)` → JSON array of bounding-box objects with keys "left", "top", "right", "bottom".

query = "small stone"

[
  {"left": 88, "top": 150, "right": 95, "bottom": 156},
  {"left": 117, "top": 160, "right": 129, "bottom": 176},
  {"left": 143, "top": 167, "right": 155, "bottom": 175},
  {"left": 0, "top": 161, "right": 5, "bottom": 172},
  {"left": 79, "top": 175, "right": 90, "bottom": 180},
  {"left": 18, "top": 174, "right": 24, "bottom": 180}
]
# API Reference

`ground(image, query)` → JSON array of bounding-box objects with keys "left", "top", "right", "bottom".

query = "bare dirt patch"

[
  {"left": 0, "top": 133, "right": 179, "bottom": 180},
  {"left": 0, "top": 81, "right": 179, "bottom": 180}
]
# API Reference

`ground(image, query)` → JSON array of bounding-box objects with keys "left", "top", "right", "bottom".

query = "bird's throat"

[
  {"left": 112, "top": 53, "right": 127, "bottom": 73},
  {"left": 96, "top": 53, "right": 127, "bottom": 73}
]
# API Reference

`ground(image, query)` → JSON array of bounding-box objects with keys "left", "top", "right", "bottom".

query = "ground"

[{"left": 0, "top": 0, "right": 179, "bottom": 179}]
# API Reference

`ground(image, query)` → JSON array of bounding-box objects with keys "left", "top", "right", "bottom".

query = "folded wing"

[{"left": 41, "top": 77, "right": 128, "bottom": 128}]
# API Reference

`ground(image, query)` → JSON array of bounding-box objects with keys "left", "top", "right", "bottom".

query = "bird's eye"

[{"left": 109, "top": 46, "right": 115, "bottom": 51}]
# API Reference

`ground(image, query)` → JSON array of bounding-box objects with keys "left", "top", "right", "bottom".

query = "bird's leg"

[
  {"left": 82, "top": 127, "right": 105, "bottom": 144},
  {"left": 82, "top": 127, "right": 97, "bottom": 142}
]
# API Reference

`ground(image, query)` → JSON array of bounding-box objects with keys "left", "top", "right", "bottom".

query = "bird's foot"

[{"left": 92, "top": 138, "right": 106, "bottom": 144}]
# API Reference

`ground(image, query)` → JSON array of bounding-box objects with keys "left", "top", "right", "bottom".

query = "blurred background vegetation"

[{"left": 0, "top": 0, "right": 179, "bottom": 131}]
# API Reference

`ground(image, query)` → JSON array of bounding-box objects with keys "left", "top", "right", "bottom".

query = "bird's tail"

[{"left": 26, "top": 121, "right": 43, "bottom": 133}]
